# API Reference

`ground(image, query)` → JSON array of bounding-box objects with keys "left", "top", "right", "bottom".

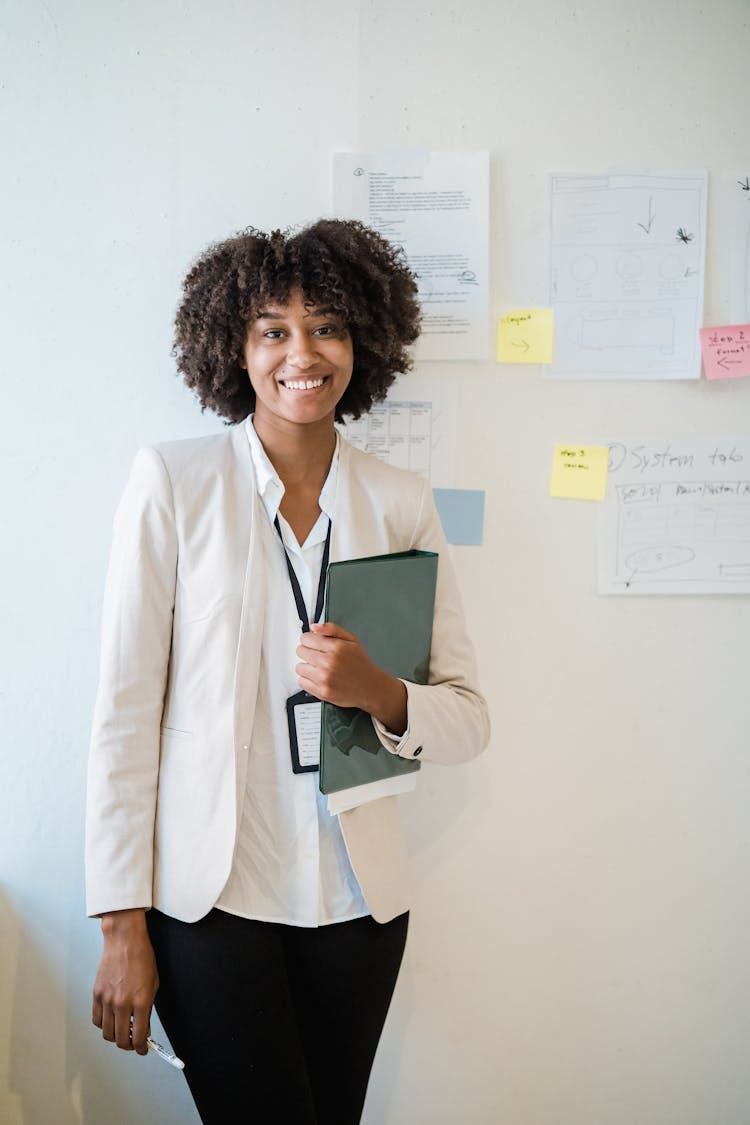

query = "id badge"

[{"left": 286, "top": 689, "right": 322, "bottom": 773}]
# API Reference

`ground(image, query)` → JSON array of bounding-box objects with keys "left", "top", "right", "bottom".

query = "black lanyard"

[{"left": 274, "top": 514, "right": 332, "bottom": 632}]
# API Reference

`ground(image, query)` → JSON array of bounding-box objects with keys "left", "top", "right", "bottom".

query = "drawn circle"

[
  {"left": 570, "top": 255, "right": 597, "bottom": 282},
  {"left": 625, "top": 546, "right": 695, "bottom": 574},
  {"left": 616, "top": 253, "right": 643, "bottom": 280},
  {"left": 658, "top": 254, "right": 684, "bottom": 280}
]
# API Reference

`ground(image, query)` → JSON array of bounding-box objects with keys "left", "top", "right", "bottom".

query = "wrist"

[
  {"left": 101, "top": 908, "right": 149, "bottom": 940},
  {"left": 368, "top": 672, "right": 408, "bottom": 736}
]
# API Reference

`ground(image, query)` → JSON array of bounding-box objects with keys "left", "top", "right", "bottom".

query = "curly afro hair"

[{"left": 173, "top": 219, "right": 421, "bottom": 423}]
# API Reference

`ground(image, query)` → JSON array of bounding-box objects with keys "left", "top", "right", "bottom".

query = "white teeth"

[{"left": 283, "top": 378, "right": 325, "bottom": 390}]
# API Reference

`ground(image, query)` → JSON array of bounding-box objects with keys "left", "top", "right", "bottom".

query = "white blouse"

[{"left": 215, "top": 418, "right": 370, "bottom": 927}]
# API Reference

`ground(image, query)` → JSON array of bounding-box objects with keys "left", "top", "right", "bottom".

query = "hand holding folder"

[{"left": 320, "top": 549, "right": 438, "bottom": 795}]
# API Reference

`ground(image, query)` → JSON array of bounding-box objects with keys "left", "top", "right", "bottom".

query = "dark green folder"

[{"left": 319, "top": 549, "right": 438, "bottom": 795}]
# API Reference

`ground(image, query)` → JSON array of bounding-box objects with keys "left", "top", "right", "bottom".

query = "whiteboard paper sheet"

[
  {"left": 332, "top": 150, "right": 490, "bottom": 361},
  {"left": 548, "top": 171, "right": 707, "bottom": 380},
  {"left": 599, "top": 439, "right": 750, "bottom": 594},
  {"left": 339, "top": 375, "right": 458, "bottom": 488},
  {"left": 730, "top": 173, "right": 750, "bottom": 323}
]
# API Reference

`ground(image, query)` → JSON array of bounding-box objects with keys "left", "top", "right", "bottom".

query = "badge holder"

[
  {"left": 286, "top": 689, "right": 322, "bottom": 774},
  {"left": 275, "top": 512, "right": 332, "bottom": 776}
]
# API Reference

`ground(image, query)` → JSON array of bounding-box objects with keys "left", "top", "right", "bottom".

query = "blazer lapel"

[
  {"left": 330, "top": 436, "right": 392, "bottom": 565},
  {"left": 228, "top": 423, "right": 266, "bottom": 815}
]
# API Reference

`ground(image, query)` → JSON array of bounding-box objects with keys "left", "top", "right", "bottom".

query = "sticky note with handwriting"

[
  {"left": 550, "top": 445, "right": 609, "bottom": 501},
  {"left": 699, "top": 325, "right": 750, "bottom": 380},
  {"left": 497, "top": 308, "right": 554, "bottom": 364}
]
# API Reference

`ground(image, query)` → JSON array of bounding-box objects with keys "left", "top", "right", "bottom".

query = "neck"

[{"left": 251, "top": 412, "right": 337, "bottom": 487}]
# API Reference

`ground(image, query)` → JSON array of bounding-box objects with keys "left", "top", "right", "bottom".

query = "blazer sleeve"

[
  {"left": 382, "top": 478, "right": 490, "bottom": 765},
  {"left": 85, "top": 447, "right": 177, "bottom": 916}
]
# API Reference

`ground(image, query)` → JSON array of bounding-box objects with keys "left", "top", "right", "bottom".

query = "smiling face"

[{"left": 241, "top": 289, "right": 354, "bottom": 435}]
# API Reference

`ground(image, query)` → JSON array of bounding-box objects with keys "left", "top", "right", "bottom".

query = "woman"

[{"left": 87, "top": 219, "right": 489, "bottom": 1124}]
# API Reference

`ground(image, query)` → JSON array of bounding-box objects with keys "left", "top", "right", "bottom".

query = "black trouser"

[{"left": 146, "top": 907, "right": 409, "bottom": 1125}]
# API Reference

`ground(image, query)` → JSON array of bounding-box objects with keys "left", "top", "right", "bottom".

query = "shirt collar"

[{"left": 244, "top": 415, "right": 339, "bottom": 528}]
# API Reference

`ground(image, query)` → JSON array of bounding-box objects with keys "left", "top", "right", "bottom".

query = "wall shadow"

[
  {"left": 2, "top": 888, "right": 198, "bottom": 1125},
  {"left": 63, "top": 891, "right": 200, "bottom": 1125},
  {"left": 3, "top": 890, "right": 81, "bottom": 1124}
]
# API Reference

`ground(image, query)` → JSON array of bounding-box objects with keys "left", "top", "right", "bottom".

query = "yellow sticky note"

[
  {"left": 497, "top": 308, "right": 554, "bottom": 364},
  {"left": 550, "top": 444, "right": 609, "bottom": 501}
]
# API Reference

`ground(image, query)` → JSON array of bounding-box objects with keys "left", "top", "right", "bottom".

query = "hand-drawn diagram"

[
  {"left": 599, "top": 439, "right": 750, "bottom": 594},
  {"left": 730, "top": 173, "right": 750, "bottom": 322},
  {"left": 548, "top": 171, "right": 707, "bottom": 380}
]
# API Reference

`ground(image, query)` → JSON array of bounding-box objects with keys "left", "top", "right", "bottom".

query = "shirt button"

[{"left": 242, "top": 744, "right": 250, "bottom": 752}]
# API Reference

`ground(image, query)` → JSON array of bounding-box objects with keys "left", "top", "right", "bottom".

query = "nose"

[{"left": 286, "top": 332, "right": 318, "bottom": 370}]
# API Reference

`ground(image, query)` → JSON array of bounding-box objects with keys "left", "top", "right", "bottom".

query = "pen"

[
  {"left": 130, "top": 1016, "right": 185, "bottom": 1070},
  {"left": 146, "top": 1035, "right": 185, "bottom": 1070}
]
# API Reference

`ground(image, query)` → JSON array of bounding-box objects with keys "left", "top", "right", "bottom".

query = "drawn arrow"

[
  {"left": 511, "top": 339, "right": 530, "bottom": 353},
  {"left": 717, "top": 356, "right": 742, "bottom": 371},
  {"left": 738, "top": 176, "right": 750, "bottom": 192},
  {"left": 636, "top": 195, "right": 655, "bottom": 234}
]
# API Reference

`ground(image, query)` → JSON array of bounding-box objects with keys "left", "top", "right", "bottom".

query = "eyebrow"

[{"left": 255, "top": 305, "right": 339, "bottom": 321}]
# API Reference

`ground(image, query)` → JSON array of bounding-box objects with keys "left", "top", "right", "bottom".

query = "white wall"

[{"left": 2, "top": 1, "right": 749, "bottom": 1122}]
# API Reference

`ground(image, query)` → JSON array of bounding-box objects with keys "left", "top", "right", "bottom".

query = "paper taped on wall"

[
  {"left": 333, "top": 150, "right": 490, "bottom": 361},
  {"left": 339, "top": 376, "right": 458, "bottom": 488},
  {"left": 548, "top": 171, "right": 707, "bottom": 381},
  {"left": 599, "top": 439, "right": 750, "bottom": 594}
]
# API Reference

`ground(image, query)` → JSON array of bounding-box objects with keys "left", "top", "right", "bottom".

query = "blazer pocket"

[
  {"left": 175, "top": 593, "right": 238, "bottom": 627},
  {"left": 159, "top": 725, "right": 193, "bottom": 742}
]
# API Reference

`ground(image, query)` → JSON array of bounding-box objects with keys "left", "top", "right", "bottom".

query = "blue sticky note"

[{"left": 432, "top": 489, "right": 485, "bottom": 546}]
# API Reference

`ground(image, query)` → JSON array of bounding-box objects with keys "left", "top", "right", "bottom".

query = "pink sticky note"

[{"left": 700, "top": 324, "right": 750, "bottom": 380}]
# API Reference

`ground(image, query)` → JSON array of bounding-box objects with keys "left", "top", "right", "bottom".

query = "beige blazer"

[{"left": 86, "top": 424, "right": 489, "bottom": 924}]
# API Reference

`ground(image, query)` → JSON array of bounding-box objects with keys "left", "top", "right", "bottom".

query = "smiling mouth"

[{"left": 280, "top": 376, "right": 330, "bottom": 391}]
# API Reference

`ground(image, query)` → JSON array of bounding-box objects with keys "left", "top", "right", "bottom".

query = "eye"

[{"left": 263, "top": 329, "right": 285, "bottom": 340}]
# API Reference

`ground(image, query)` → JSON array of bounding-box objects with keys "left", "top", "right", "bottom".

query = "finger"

[
  {"left": 296, "top": 641, "right": 331, "bottom": 667},
  {"left": 296, "top": 661, "right": 324, "bottom": 686},
  {"left": 101, "top": 1004, "right": 116, "bottom": 1043},
  {"left": 92, "top": 994, "right": 103, "bottom": 1029},
  {"left": 310, "top": 621, "right": 358, "bottom": 642},
  {"left": 296, "top": 666, "right": 329, "bottom": 699},
  {"left": 131, "top": 1004, "right": 151, "bottom": 1056},
  {"left": 115, "top": 1006, "right": 134, "bottom": 1050},
  {"left": 297, "top": 631, "right": 344, "bottom": 656},
  {"left": 297, "top": 632, "right": 326, "bottom": 656}
]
